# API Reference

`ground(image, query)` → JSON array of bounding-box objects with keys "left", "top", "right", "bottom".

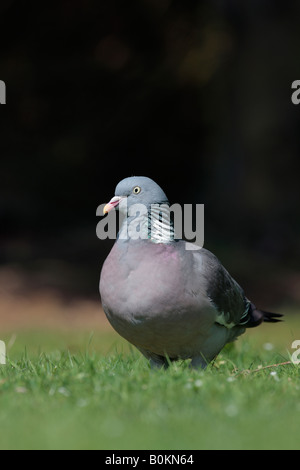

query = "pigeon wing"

[{"left": 195, "top": 248, "right": 250, "bottom": 328}]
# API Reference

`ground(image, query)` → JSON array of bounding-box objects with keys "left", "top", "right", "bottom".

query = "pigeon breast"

[{"left": 100, "top": 239, "right": 216, "bottom": 358}]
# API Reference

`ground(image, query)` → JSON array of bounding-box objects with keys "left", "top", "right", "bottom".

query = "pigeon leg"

[
  {"left": 149, "top": 357, "right": 169, "bottom": 370},
  {"left": 137, "top": 346, "right": 170, "bottom": 369},
  {"left": 190, "top": 354, "right": 210, "bottom": 370}
]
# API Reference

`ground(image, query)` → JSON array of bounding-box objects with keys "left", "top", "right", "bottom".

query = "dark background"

[{"left": 0, "top": 0, "right": 299, "bottom": 309}]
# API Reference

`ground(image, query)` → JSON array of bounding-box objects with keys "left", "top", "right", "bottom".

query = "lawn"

[{"left": 0, "top": 313, "right": 300, "bottom": 450}]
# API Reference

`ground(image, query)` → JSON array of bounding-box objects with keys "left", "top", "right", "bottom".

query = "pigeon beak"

[{"left": 103, "top": 196, "right": 123, "bottom": 214}]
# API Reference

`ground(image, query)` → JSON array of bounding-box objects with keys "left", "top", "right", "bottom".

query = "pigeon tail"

[{"left": 245, "top": 303, "right": 283, "bottom": 328}]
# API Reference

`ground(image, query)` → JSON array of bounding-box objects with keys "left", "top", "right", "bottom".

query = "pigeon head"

[{"left": 103, "top": 176, "right": 169, "bottom": 215}]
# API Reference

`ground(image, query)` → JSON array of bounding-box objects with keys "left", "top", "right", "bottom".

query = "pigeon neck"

[
  {"left": 118, "top": 203, "right": 176, "bottom": 244},
  {"left": 148, "top": 204, "right": 175, "bottom": 244}
]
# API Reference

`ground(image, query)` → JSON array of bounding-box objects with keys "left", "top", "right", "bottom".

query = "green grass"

[{"left": 0, "top": 315, "right": 300, "bottom": 450}]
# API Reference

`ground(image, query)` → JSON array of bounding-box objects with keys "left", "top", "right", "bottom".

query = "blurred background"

[{"left": 0, "top": 0, "right": 299, "bottom": 333}]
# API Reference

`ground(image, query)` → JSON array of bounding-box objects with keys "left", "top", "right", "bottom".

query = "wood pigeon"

[{"left": 100, "top": 176, "right": 282, "bottom": 369}]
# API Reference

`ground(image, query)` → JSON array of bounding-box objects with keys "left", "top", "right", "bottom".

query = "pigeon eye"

[{"left": 133, "top": 186, "right": 141, "bottom": 194}]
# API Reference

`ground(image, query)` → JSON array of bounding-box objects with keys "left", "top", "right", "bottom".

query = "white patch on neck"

[
  {"left": 118, "top": 203, "right": 175, "bottom": 244},
  {"left": 149, "top": 204, "right": 175, "bottom": 244}
]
